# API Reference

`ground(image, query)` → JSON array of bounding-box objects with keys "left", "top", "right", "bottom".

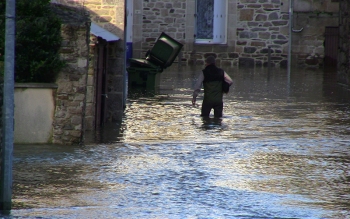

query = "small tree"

[{"left": 0, "top": 0, "right": 64, "bottom": 83}]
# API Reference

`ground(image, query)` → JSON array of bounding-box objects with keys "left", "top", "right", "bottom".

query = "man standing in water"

[{"left": 192, "top": 56, "right": 233, "bottom": 117}]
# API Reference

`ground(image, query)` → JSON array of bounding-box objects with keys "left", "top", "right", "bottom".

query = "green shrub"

[
  {"left": 0, "top": 61, "right": 3, "bottom": 78},
  {"left": 0, "top": 0, "right": 65, "bottom": 83}
]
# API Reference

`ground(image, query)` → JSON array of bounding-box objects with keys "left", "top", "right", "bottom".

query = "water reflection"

[
  {"left": 9, "top": 66, "right": 350, "bottom": 219},
  {"left": 200, "top": 117, "right": 223, "bottom": 130}
]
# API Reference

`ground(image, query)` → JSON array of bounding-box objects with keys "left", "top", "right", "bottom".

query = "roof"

[{"left": 90, "top": 22, "right": 120, "bottom": 42}]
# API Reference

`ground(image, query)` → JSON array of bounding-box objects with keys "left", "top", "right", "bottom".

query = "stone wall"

[
  {"left": 291, "top": 12, "right": 338, "bottom": 67},
  {"left": 106, "top": 40, "right": 125, "bottom": 121},
  {"left": 292, "top": 0, "right": 339, "bottom": 67},
  {"left": 54, "top": 0, "right": 126, "bottom": 122},
  {"left": 138, "top": 0, "right": 288, "bottom": 67},
  {"left": 236, "top": 0, "right": 289, "bottom": 67},
  {"left": 54, "top": 0, "right": 124, "bottom": 40},
  {"left": 338, "top": 0, "right": 350, "bottom": 86},
  {"left": 51, "top": 4, "right": 91, "bottom": 145},
  {"left": 86, "top": 34, "right": 97, "bottom": 131},
  {"left": 134, "top": 0, "right": 339, "bottom": 68},
  {"left": 0, "top": 4, "right": 91, "bottom": 146}
]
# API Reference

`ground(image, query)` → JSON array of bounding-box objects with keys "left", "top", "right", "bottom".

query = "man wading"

[{"left": 192, "top": 56, "right": 233, "bottom": 117}]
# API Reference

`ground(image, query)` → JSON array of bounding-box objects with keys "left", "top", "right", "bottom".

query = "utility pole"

[
  {"left": 0, "top": 0, "right": 16, "bottom": 213},
  {"left": 287, "top": 0, "right": 293, "bottom": 97}
]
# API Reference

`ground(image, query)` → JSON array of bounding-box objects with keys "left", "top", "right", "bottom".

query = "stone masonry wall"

[
  {"left": 137, "top": 0, "right": 339, "bottom": 68},
  {"left": 236, "top": 0, "right": 289, "bottom": 67},
  {"left": 236, "top": 0, "right": 338, "bottom": 68},
  {"left": 55, "top": 0, "right": 126, "bottom": 122},
  {"left": 337, "top": 0, "right": 350, "bottom": 86},
  {"left": 106, "top": 40, "right": 126, "bottom": 121},
  {"left": 291, "top": 12, "right": 338, "bottom": 68},
  {"left": 54, "top": 0, "right": 124, "bottom": 40},
  {"left": 140, "top": 0, "right": 289, "bottom": 67},
  {"left": 86, "top": 34, "right": 98, "bottom": 131},
  {"left": 54, "top": 22, "right": 90, "bottom": 145},
  {"left": 292, "top": 0, "right": 339, "bottom": 68},
  {"left": 142, "top": 0, "right": 187, "bottom": 46}
]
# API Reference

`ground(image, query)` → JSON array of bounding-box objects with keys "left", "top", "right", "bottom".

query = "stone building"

[
  {"left": 129, "top": 0, "right": 339, "bottom": 68},
  {"left": 292, "top": 0, "right": 339, "bottom": 68},
  {"left": 53, "top": 0, "right": 126, "bottom": 125},
  {"left": 50, "top": 4, "right": 92, "bottom": 144}
]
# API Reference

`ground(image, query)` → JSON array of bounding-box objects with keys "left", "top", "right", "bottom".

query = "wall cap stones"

[{"left": 15, "top": 83, "right": 58, "bottom": 89}]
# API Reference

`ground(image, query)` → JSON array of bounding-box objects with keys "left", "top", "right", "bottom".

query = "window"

[{"left": 195, "top": 0, "right": 227, "bottom": 44}]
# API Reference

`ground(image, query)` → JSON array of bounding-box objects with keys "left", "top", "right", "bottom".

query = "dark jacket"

[{"left": 202, "top": 64, "right": 224, "bottom": 104}]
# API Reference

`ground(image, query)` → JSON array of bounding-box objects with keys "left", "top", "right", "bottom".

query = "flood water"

[{"left": 7, "top": 66, "right": 350, "bottom": 218}]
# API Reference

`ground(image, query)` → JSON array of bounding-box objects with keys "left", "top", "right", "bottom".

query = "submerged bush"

[{"left": 0, "top": 0, "right": 64, "bottom": 83}]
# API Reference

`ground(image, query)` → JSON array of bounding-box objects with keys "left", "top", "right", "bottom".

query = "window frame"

[{"left": 195, "top": 0, "right": 228, "bottom": 44}]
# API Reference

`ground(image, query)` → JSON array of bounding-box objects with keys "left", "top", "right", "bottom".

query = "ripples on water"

[{"left": 10, "top": 66, "right": 350, "bottom": 219}]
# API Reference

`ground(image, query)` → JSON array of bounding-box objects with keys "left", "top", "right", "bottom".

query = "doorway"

[
  {"left": 324, "top": 26, "right": 339, "bottom": 67},
  {"left": 95, "top": 38, "right": 109, "bottom": 130}
]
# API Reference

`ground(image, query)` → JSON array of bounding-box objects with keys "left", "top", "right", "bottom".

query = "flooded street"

[{"left": 8, "top": 66, "right": 350, "bottom": 218}]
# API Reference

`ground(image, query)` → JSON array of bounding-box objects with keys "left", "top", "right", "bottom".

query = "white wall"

[{"left": 14, "top": 84, "right": 57, "bottom": 144}]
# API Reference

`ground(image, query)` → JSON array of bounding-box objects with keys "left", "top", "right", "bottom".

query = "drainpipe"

[
  {"left": 1, "top": 0, "right": 15, "bottom": 213},
  {"left": 123, "top": 0, "right": 127, "bottom": 109},
  {"left": 288, "top": 0, "right": 303, "bottom": 76}
]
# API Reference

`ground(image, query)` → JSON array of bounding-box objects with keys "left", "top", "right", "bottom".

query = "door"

[
  {"left": 95, "top": 39, "right": 108, "bottom": 130},
  {"left": 324, "top": 26, "right": 339, "bottom": 67}
]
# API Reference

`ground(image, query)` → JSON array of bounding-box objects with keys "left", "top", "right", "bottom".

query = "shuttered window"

[{"left": 195, "top": 0, "right": 227, "bottom": 44}]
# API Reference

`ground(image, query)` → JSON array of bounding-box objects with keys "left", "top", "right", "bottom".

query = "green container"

[
  {"left": 127, "top": 32, "right": 183, "bottom": 93},
  {"left": 127, "top": 67, "right": 160, "bottom": 89}
]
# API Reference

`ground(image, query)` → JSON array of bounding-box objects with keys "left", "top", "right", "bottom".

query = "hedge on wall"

[{"left": 0, "top": 0, "right": 65, "bottom": 83}]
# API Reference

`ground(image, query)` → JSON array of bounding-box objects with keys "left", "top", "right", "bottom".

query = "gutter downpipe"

[
  {"left": 123, "top": 0, "right": 127, "bottom": 110},
  {"left": 1, "top": 0, "right": 15, "bottom": 213}
]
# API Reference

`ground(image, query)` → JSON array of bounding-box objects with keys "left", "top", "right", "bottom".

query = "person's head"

[{"left": 205, "top": 56, "right": 216, "bottom": 66}]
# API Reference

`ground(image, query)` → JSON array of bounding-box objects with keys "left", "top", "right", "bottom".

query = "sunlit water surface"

[{"left": 8, "top": 66, "right": 350, "bottom": 219}]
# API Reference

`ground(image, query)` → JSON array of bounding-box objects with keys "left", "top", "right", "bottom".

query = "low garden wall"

[{"left": 14, "top": 83, "right": 57, "bottom": 144}]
